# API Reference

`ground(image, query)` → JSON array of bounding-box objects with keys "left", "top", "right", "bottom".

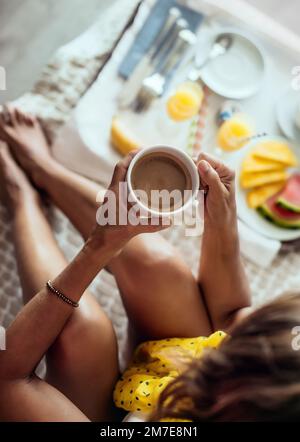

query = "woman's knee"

[
  {"left": 47, "top": 300, "right": 117, "bottom": 372},
  {"left": 134, "top": 237, "right": 195, "bottom": 288},
  {"left": 124, "top": 234, "right": 186, "bottom": 275}
]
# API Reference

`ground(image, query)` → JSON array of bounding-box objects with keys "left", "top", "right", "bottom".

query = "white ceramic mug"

[{"left": 127, "top": 145, "right": 200, "bottom": 217}]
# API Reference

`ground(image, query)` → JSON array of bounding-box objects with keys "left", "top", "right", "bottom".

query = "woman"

[{"left": 0, "top": 106, "right": 298, "bottom": 422}]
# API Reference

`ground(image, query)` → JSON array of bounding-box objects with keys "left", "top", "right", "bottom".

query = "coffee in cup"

[{"left": 127, "top": 146, "right": 199, "bottom": 216}]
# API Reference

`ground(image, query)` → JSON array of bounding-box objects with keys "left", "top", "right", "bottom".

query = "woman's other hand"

[{"left": 196, "top": 152, "right": 236, "bottom": 229}]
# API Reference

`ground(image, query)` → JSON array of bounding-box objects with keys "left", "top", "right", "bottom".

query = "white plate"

[
  {"left": 200, "top": 31, "right": 266, "bottom": 99},
  {"left": 276, "top": 89, "right": 300, "bottom": 143},
  {"left": 231, "top": 136, "right": 300, "bottom": 241}
]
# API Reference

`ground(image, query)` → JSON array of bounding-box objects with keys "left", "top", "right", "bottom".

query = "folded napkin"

[{"left": 238, "top": 220, "right": 281, "bottom": 268}]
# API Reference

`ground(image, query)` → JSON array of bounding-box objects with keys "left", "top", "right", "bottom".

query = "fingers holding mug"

[{"left": 109, "top": 150, "right": 140, "bottom": 189}]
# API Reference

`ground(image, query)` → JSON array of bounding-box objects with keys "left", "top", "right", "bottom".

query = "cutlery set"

[
  {"left": 119, "top": 7, "right": 196, "bottom": 112},
  {"left": 119, "top": 7, "right": 237, "bottom": 114}
]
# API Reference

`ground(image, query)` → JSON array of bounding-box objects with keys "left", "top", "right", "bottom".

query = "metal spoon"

[{"left": 188, "top": 33, "right": 233, "bottom": 81}]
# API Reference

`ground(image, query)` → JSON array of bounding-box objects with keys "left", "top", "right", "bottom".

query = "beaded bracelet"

[{"left": 46, "top": 280, "right": 79, "bottom": 308}]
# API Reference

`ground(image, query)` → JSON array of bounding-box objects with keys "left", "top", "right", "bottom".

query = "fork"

[{"left": 133, "top": 28, "right": 197, "bottom": 113}]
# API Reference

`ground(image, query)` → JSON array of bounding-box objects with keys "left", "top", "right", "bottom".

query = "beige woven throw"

[{"left": 0, "top": 0, "right": 300, "bottom": 373}]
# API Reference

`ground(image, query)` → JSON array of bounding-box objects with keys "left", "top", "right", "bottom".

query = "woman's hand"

[
  {"left": 196, "top": 152, "right": 236, "bottom": 229},
  {"left": 91, "top": 152, "right": 170, "bottom": 246},
  {"left": 197, "top": 153, "right": 251, "bottom": 331}
]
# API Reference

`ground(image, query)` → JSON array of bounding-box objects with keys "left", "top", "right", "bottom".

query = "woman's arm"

[
  {"left": 0, "top": 229, "right": 126, "bottom": 422},
  {"left": 0, "top": 229, "right": 126, "bottom": 381},
  {"left": 197, "top": 153, "right": 251, "bottom": 331}
]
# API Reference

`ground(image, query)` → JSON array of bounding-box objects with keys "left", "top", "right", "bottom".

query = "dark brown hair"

[{"left": 154, "top": 292, "right": 300, "bottom": 422}]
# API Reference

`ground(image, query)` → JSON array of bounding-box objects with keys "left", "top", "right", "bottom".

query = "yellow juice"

[
  {"left": 167, "top": 81, "right": 203, "bottom": 122},
  {"left": 217, "top": 116, "right": 253, "bottom": 151}
]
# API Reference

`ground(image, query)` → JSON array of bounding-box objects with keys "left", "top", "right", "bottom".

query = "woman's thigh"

[
  {"left": 45, "top": 291, "right": 119, "bottom": 421},
  {"left": 108, "top": 233, "right": 212, "bottom": 341}
]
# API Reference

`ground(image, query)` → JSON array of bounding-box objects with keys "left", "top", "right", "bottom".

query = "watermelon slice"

[
  {"left": 276, "top": 174, "right": 300, "bottom": 213},
  {"left": 258, "top": 191, "right": 300, "bottom": 229}
]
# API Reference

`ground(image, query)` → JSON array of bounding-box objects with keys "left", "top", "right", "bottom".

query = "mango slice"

[
  {"left": 247, "top": 182, "right": 285, "bottom": 208},
  {"left": 242, "top": 153, "right": 286, "bottom": 174},
  {"left": 240, "top": 170, "right": 288, "bottom": 189},
  {"left": 252, "top": 140, "right": 298, "bottom": 166}
]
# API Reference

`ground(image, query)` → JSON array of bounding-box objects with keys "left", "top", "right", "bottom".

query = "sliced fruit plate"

[{"left": 231, "top": 136, "right": 300, "bottom": 241}]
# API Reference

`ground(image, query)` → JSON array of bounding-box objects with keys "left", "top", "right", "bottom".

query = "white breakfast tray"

[{"left": 54, "top": 0, "right": 300, "bottom": 186}]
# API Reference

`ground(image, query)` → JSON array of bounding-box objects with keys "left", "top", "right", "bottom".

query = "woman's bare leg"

[
  {"left": 0, "top": 144, "right": 119, "bottom": 421},
  {"left": 0, "top": 108, "right": 212, "bottom": 340}
]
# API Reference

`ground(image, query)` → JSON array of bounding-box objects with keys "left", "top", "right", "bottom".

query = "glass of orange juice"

[
  {"left": 166, "top": 81, "right": 204, "bottom": 122},
  {"left": 217, "top": 114, "right": 254, "bottom": 152}
]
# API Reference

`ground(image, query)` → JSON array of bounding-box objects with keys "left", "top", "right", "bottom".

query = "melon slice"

[
  {"left": 276, "top": 174, "right": 300, "bottom": 213},
  {"left": 258, "top": 192, "right": 300, "bottom": 229},
  {"left": 252, "top": 140, "right": 298, "bottom": 167},
  {"left": 240, "top": 170, "right": 288, "bottom": 189},
  {"left": 242, "top": 153, "right": 285, "bottom": 173},
  {"left": 247, "top": 182, "right": 285, "bottom": 208}
]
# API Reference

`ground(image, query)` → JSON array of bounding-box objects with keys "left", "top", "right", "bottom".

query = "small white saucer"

[
  {"left": 200, "top": 31, "right": 266, "bottom": 99},
  {"left": 276, "top": 89, "right": 300, "bottom": 143}
]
